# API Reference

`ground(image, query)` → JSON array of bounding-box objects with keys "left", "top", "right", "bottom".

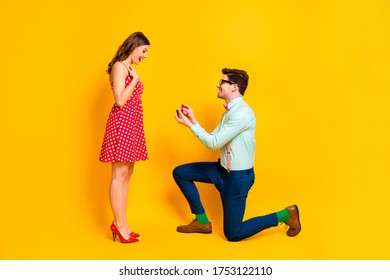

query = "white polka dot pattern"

[{"left": 99, "top": 76, "right": 148, "bottom": 162}]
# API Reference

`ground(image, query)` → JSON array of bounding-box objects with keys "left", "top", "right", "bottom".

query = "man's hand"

[
  {"left": 175, "top": 104, "right": 197, "bottom": 128},
  {"left": 180, "top": 104, "right": 196, "bottom": 123}
]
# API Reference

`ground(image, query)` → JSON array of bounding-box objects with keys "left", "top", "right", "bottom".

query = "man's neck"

[{"left": 225, "top": 94, "right": 242, "bottom": 105}]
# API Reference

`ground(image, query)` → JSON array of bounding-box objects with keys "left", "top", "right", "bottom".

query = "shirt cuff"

[{"left": 190, "top": 122, "right": 202, "bottom": 136}]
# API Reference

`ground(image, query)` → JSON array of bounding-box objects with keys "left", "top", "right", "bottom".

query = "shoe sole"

[{"left": 177, "top": 229, "right": 212, "bottom": 234}]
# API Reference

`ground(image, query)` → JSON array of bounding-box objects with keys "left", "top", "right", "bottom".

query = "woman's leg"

[
  {"left": 122, "top": 162, "right": 135, "bottom": 235},
  {"left": 110, "top": 162, "right": 134, "bottom": 238}
]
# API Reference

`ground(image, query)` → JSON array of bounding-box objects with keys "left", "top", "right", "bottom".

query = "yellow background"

[{"left": 1, "top": 0, "right": 389, "bottom": 259}]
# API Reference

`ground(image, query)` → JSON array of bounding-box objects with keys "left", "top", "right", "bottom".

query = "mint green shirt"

[{"left": 190, "top": 97, "right": 256, "bottom": 170}]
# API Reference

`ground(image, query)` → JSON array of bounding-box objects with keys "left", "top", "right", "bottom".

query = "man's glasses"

[{"left": 218, "top": 79, "right": 237, "bottom": 87}]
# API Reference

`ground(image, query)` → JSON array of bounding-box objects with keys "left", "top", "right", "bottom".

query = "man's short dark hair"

[{"left": 222, "top": 68, "right": 249, "bottom": 95}]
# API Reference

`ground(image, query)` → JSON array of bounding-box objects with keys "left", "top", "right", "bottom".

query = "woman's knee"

[{"left": 112, "top": 163, "right": 132, "bottom": 182}]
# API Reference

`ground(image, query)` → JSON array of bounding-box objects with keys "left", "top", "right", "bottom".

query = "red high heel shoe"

[
  {"left": 130, "top": 232, "right": 140, "bottom": 238},
  {"left": 110, "top": 223, "right": 139, "bottom": 243}
]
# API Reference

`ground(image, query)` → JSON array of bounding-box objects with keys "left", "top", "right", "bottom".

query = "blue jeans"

[{"left": 172, "top": 161, "right": 278, "bottom": 241}]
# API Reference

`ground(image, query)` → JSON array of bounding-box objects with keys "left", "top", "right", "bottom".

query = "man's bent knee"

[
  {"left": 224, "top": 230, "right": 241, "bottom": 242},
  {"left": 172, "top": 166, "right": 181, "bottom": 179}
]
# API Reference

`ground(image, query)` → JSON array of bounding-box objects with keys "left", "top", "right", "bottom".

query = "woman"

[{"left": 99, "top": 32, "right": 150, "bottom": 243}]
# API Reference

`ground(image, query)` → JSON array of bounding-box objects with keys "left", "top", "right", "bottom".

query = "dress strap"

[{"left": 118, "top": 61, "right": 131, "bottom": 75}]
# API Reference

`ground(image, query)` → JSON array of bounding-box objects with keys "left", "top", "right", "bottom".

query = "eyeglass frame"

[{"left": 218, "top": 79, "right": 238, "bottom": 87}]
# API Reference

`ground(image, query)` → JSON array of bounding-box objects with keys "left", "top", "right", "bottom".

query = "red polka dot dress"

[{"left": 99, "top": 74, "right": 148, "bottom": 163}]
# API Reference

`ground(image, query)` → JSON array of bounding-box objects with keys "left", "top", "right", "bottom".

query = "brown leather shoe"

[
  {"left": 177, "top": 220, "right": 212, "bottom": 234},
  {"left": 286, "top": 205, "right": 301, "bottom": 237}
]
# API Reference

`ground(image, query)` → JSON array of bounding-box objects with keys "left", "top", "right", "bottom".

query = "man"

[{"left": 173, "top": 68, "right": 301, "bottom": 241}]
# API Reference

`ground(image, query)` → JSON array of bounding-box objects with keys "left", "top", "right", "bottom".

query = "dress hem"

[{"left": 99, "top": 158, "right": 149, "bottom": 163}]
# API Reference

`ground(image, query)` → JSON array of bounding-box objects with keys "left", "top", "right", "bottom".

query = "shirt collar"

[{"left": 225, "top": 96, "right": 243, "bottom": 111}]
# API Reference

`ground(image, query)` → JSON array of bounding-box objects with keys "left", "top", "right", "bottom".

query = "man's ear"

[{"left": 233, "top": 84, "right": 240, "bottom": 93}]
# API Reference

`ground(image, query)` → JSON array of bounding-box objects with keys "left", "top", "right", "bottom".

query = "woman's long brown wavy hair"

[{"left": 106, "top": 32, "right": 150, "bottom": 74}]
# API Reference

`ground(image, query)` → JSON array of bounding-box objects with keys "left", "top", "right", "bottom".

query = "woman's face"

[{"left": 130, "top": 45, "right": 149, "bottom": 64}]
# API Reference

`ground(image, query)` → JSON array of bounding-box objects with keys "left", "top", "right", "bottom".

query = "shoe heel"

[
  {"left": 112, "top": 232, "right": 116, "bottom": 242},
  {"left": 110, "top": 222, "right": 138, "bottom": 243}
]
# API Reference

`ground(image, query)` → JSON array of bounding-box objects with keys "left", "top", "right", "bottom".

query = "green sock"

[
  {"left": 196, "top": 213, "right": 210, "bottom": 224},
  {"left": 276, "top": 208, "right": 290, "bottom": 223}
]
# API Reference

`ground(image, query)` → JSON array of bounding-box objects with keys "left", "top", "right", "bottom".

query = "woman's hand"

[
  {"left": 111, "top": 62, "right": 139, "bottom": 107},
  {"left": 128, "top": 66, "right": 139, "bottom": 80}
]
